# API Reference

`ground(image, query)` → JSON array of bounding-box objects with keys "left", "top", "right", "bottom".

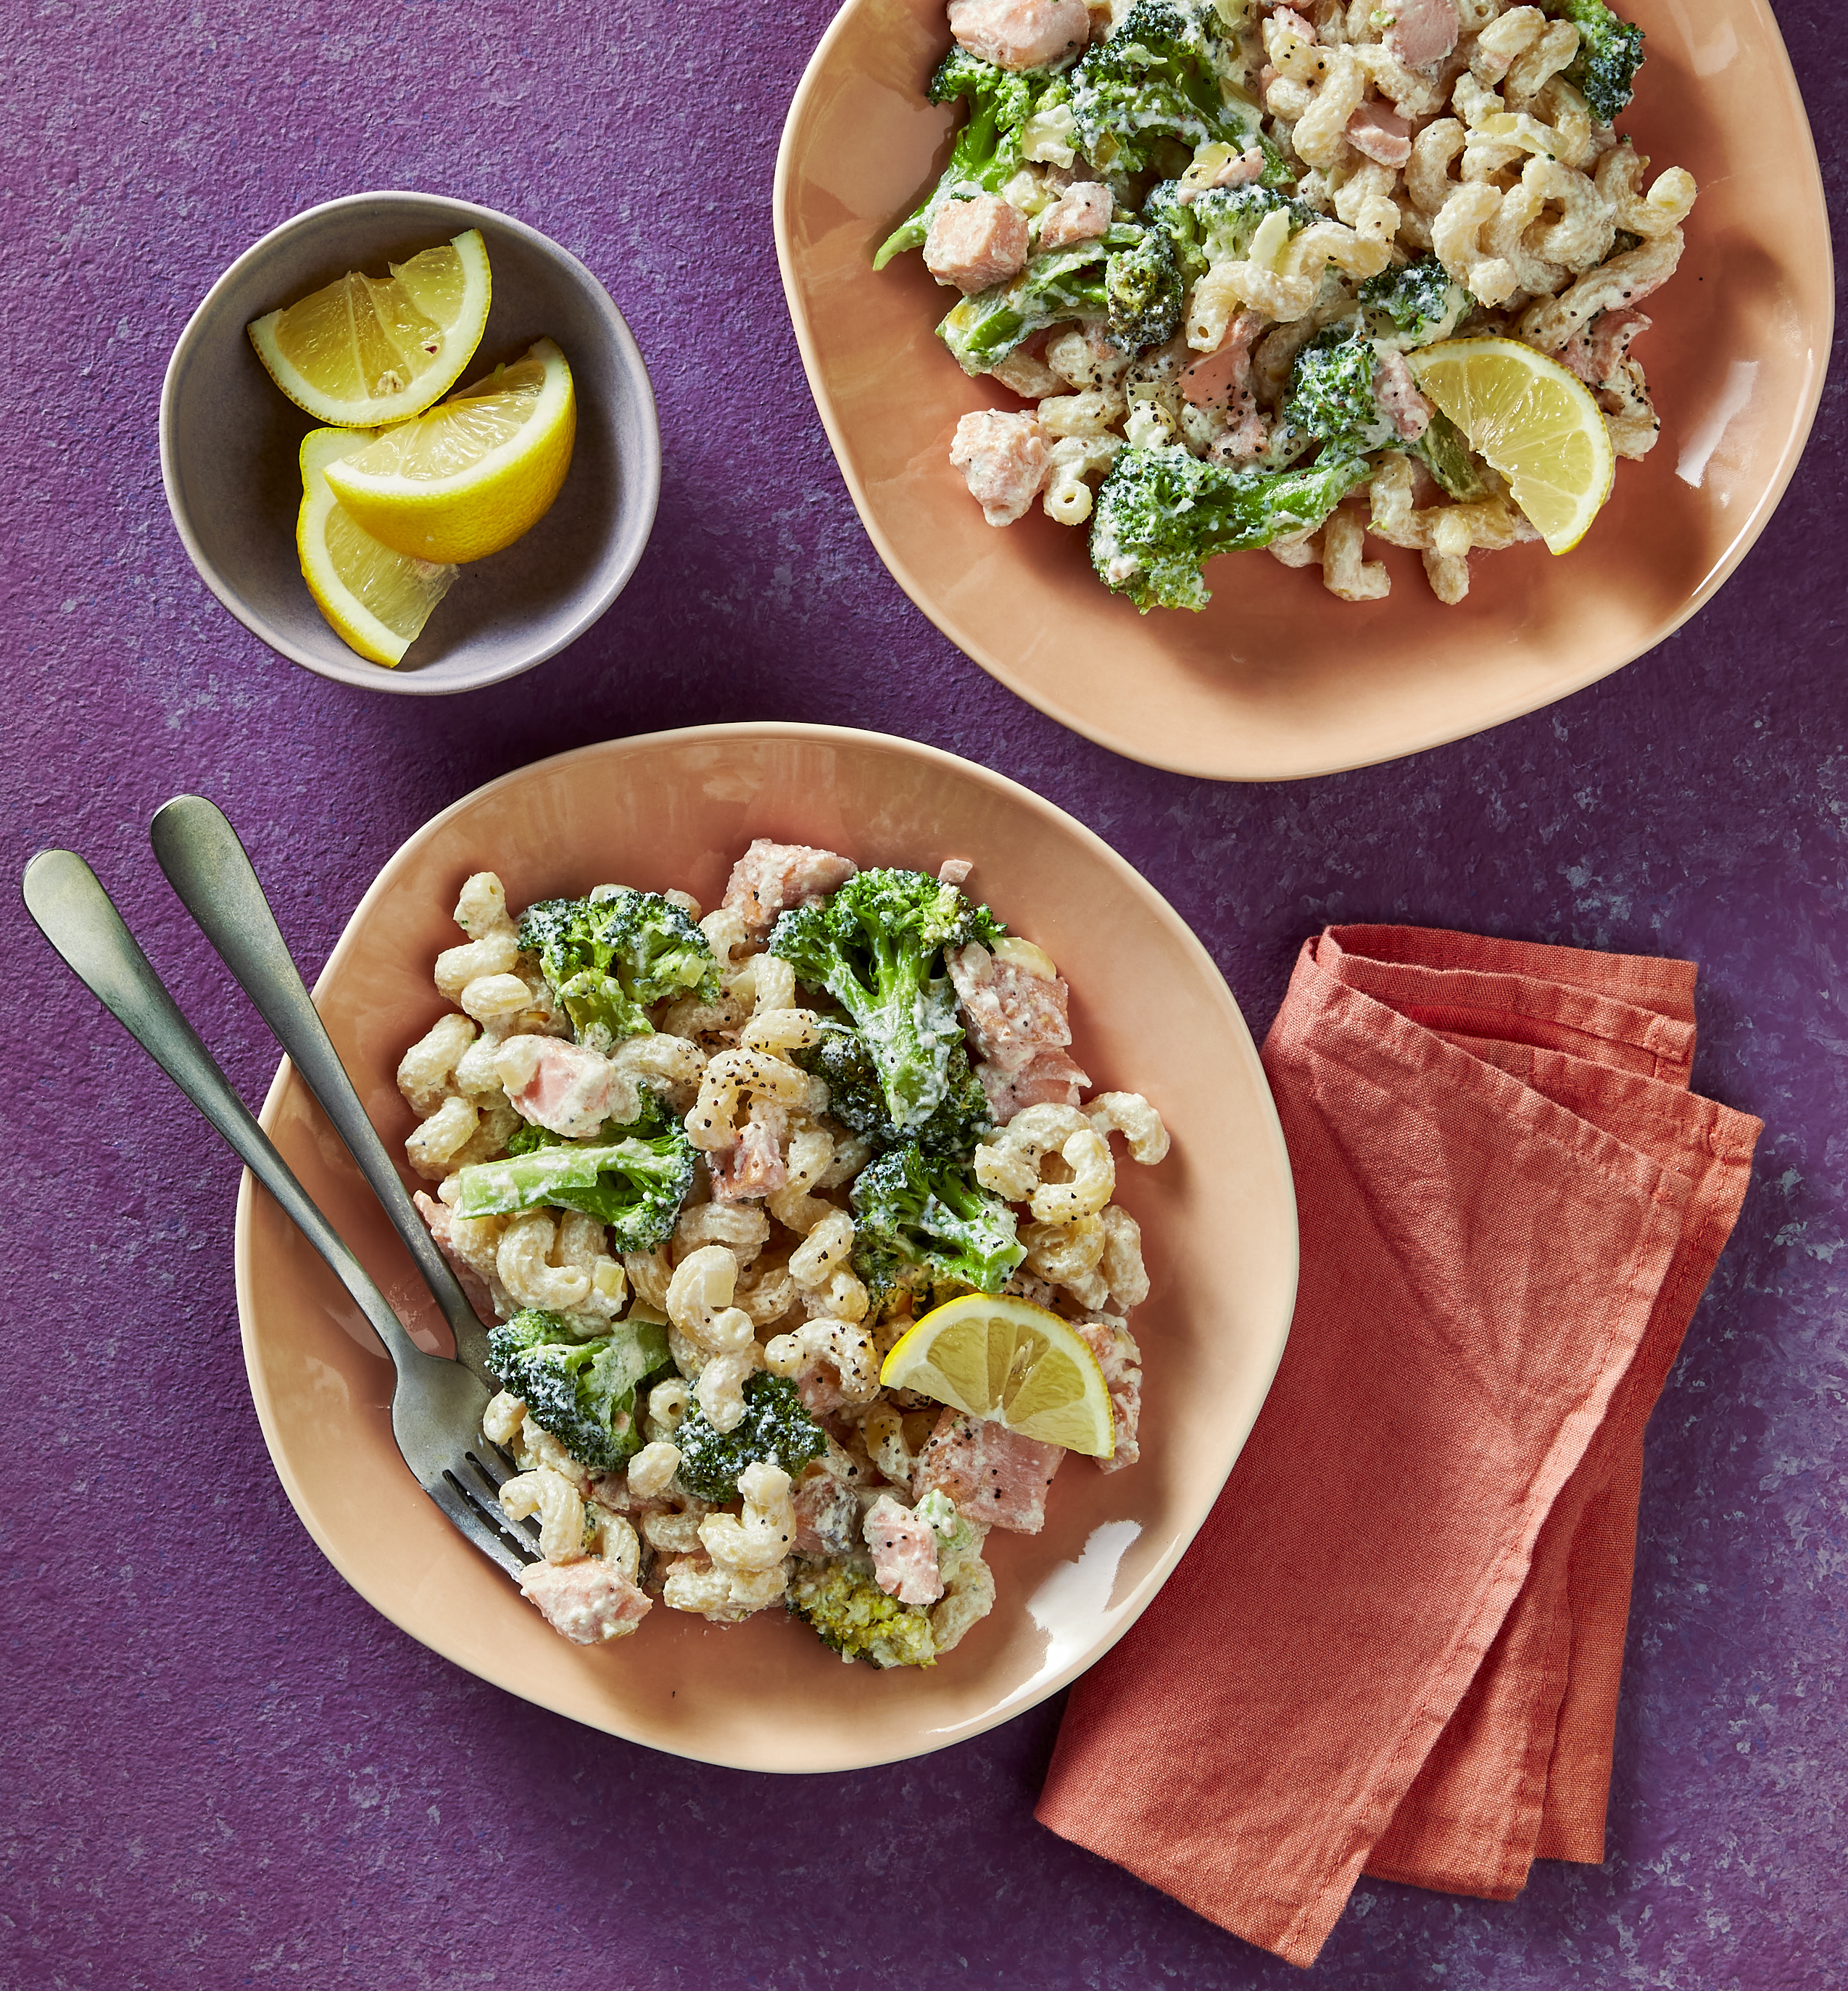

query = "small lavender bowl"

[{"left": 160, "top": 191, "right": 660, "bottom": 695}]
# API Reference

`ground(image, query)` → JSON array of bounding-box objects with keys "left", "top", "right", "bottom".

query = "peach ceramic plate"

[
  {"left": 774, "top": 0, "right": 1832, "bottom": 781},
  {"left": 233, "top": 725, "right": 1298, "bottom": 1771}
]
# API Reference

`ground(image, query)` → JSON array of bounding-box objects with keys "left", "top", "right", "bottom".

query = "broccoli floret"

[
  {"left": 1103, "top": 225, "right": 1185, "bottom": 352},
  {"left": 518, "top": 887, "right": 718, "bottom": 1051},
  {"left": 913, "top": 1489, "right": 979, "bottom": 1554},
  {"left": 447, "top": 1120, "right": 695, "bottom": 1250},
  {"left": 937, "top": 220, "right": 1182, "bottom": 374},
  {"left": 1142, "top": 178, "right": 1316, "bottom": 287},
  {"left": 673, "top": 1373, "right": 828, "bottom": 1504},
  {"left": 486, "top": 1307, "right": 673, "bottom": 1473},
  {"left": 1358, "top": 255, "right": 1472, "bottom": 349},
  {"left": 874, "top": 49, "right": 1055, "bottom": 270},
  {"left": 768, "top": 869, "right": 1001, "bottom": 1133},
  {"left": 850, "top": 1142, "right": 1024, "bottom": 1296},
  {"left": 786, "top": 1560, "right": 937, "bottom": 1668},
  {"left": 1544, "top": 0, "right": 1644, "bottom": 123},
  {"left": 1067, "top": 0, "right": 1253, "bottom": 178},
  {"left": 795, "top": 1018, "right": 993, "bottom": 1159},
  {"left": 1089, "top": 444, "right": 1375, "bottom": 610},
  {"left": 1414, "top": 410, "right": 1490, "bottom": 500},
  {"left": 1284, "top": 325, "right": 1401, "bottom": 454}
]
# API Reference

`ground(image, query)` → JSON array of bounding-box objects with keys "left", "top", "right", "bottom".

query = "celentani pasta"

[
  {"left": 880, "top": 0, "right": 1693, "bottom": 608},
  {"left": 402, "top": 843, "right": 1167, "bottom": 1664}
]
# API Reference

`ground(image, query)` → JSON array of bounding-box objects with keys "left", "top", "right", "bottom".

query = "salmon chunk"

[
  {"left": 865, "top": 1494, "right": 945, "bottom": 1605},
  {"left": 1346, "top": 100, "right": 1412, "bottom": 168},
  {"left": 710, "top": 1101, "right": 788, "bottom": 1201},
  {"left": 1374, "top": 348, "right": 1433, "bottom": 440},
  {"left": 979, "top": 1046, "right": 1090, "bottom": 1122},
  {"left": 494, "top": 1035, "right": 623, "bottom": 1138},
  {"left": 1383, "top": 0, "right": 1459, "bottom": 70},
  {"left": 1037, "top": 181, "right": 1114, "bottom": 250},
  {"left": 925, "top": 194, "right": 1031, "bottom": 295},
  {"left": 950, "top": 410, "right": 1050, "bottom": 527},
  {"left": 949, "top": 0, "right": 1091, "bottom": 73},
  {"left": 518, "top": 1560, "right": 652, "bottom": 1644},
  {"left": 1182, "top": 310, "right": 1268, "bottom": 461},
  {"left": 948, "top": 939, "right": 1089, "bottom": 1118},
  {"left": 792, "top": 1473, "right": 862, "bottom": 1557},
  {"left": 913, "top": 1410, "right": 1063, "bottom": 1534},
  {"left": 1074, "top": 1315, "right": 1143, "bottom": 1474},
  {"left": 721, "top": 839, "right": 858, "bottom": 935}
]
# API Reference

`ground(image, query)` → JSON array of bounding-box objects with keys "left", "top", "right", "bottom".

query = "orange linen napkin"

[{"left": 1037, "top": 926, "right": 1760, "bottom": 1967}]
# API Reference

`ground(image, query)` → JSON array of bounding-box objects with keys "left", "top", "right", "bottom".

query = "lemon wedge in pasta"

[
  {"left": 320, "top": 338, "right": 576, "bottom": 564},
  {"left": 249, "top": 230, "right": 492, "bottom": 428},
  {"left": 1406, "top": 337, "right": 1615, "bottom": 554},
  {"left": 297, "top": 428, "right": 459, "bottom": 667},
  {"left": 880, "top": 1294, "right": 1115, "bottom": 1457}
]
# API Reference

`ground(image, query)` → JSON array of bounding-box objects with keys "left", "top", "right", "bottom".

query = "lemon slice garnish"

[
  {"left": 249, "top": 230, "right": 492, "bottom": 429},
  {"left": 880, "top": 1293, "right": 1116, "bottom": 1457},
  {"left": 297, "top": 428, "right": 458, "bottom": 667},
  {"left": 320, "top": 338, "right": 576, "bottom": 564},
  {"left": 1407, "top": 336, "right": 1617, "bottom": 554}
]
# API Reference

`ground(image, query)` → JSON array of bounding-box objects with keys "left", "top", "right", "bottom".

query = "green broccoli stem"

[
  {"left": 875, "top": 101, "right": 1012, "bottom": 270},
  {"left": 1091, "top": 447, "right": 1377, "bottom": 613},
  {"left": 937, "top": 225, "right": 1146, "bottom": 375}
]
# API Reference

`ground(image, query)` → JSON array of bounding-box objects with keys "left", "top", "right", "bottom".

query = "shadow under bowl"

[{"left": 161, "top": 189, "right": 661, "bottom": 695}]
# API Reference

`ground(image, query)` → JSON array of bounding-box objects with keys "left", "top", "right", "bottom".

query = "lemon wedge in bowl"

[
  {"left": 1406, "top": 336, "right": 1615, "bottom": 554},
  {"left": 297, "top": 429, "right": 459, "bottom": 667},
  {"left": 880, "top": 1293, "right": 1116, "bottom": 1457},
  {"left": 321, "top": 338, "right": 576, "bottom": 564},
  {"left": 248, "top": 229, "right": 492, "bottom": 428}
]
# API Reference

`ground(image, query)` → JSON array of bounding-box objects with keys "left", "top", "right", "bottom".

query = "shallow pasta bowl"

[
  {"left": 774, "top": 0, "right": 1831, "bottom": 780},
  {"left": 233, "top": 724, "right": 1298, "bottom": 1770}
]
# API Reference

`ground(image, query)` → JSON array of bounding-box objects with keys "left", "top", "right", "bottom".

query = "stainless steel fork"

[
  {"left": 146, "top": 792, "right": 493, "bottom": 1383},
  {"left": 21, "top": 846, "right": 537, "bottom": 1584}
]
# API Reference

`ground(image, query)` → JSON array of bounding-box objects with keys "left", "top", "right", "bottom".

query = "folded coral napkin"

[{"left": 1036, "top": 925, "right": 1761, "bottom": 1968}]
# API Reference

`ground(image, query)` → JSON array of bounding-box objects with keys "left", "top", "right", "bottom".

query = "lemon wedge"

[
  {"left": 880, "top": 1293, "right": 1115, "bottom": 1457},
  {"left": 249, "top": 230, "right": 492, "bottom": 427},
  {"left": 297, "top": 428, "right": 459, "bottom": 667},
  {"left": 1406, "top": 336, "right": 1616, "bottom": 554},
  {"left": 320, "top": 338, "right": 576, "bottom": 564}
]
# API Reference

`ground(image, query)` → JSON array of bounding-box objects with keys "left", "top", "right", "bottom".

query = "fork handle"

[
  {"left": 21, "top": 848, "right": 423, "bottom": 1373},
  {"left": 149, "top": 794, "right": 490, "bottom": 1376}
]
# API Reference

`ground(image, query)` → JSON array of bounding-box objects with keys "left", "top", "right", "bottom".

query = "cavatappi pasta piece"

[
  {"left": 405, "top": 1093, "right": 479, "bottom": 1180},
  {"left": 397, "top": 1011, "right": 476, "bottom": 1116},
  {"left": 497, "top": 1209, "right": 594, "bottom": 1313},
  {"left": 1320, "top": 508, "right": 1391, "bottom": 602},
  {"left": 500, "top": 1465, "right": 586, "bottom": 1564},
  {"left": 698, "top": 1461, "right": 796, "bottom": 1576}
]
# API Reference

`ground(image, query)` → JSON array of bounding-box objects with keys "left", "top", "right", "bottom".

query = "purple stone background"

[{"left": 2, "top": 0, "right": 1842, "bottom": 1983}]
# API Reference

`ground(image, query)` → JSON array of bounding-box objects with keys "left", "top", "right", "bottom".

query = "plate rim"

[
  {"left": 231, "top": 720, "right": 1301, "bottom": 1770},
  {"left": 771, "top": 0, "right": 1836, "bottom": 782}
]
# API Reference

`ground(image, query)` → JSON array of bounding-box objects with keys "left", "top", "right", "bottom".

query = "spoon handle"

[
  {"left": 20, "top": 848, "right": 420, "bottom": 1371},
  {"left": 148, "top": 794, "right": 491, "bottom": 1378}
]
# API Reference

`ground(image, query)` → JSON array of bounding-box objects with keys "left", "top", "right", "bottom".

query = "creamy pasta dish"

[
  {"left": 400, "top": 841, "right": 1167, "bottom": 1665},
  {"left": 879, "top": 0, "right": 1694, "bottom": 608}
]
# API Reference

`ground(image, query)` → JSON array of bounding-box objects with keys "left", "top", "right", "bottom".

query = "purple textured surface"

[{"left": 2, "top": 1, "right": 1843, "bottom": 1986}]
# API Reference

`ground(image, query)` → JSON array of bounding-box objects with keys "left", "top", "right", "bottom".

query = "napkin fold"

[{"left": 1036, "top": 925, "right": 1760, "bottom": 1967}]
